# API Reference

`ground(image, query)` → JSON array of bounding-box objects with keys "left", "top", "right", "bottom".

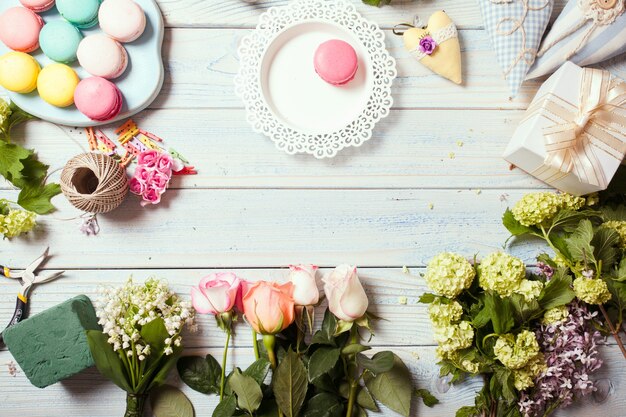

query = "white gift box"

[{"left": 504, "top": 61, "right": 626, "bottom": 196}]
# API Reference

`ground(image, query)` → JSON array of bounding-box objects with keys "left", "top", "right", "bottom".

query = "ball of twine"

[{"left": 61, "top": 153, "right": 129, "bottom": 214}]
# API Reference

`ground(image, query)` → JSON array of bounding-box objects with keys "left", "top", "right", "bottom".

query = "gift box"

[
  {"left": 527, "top": 0, "right": 626, "bottom": 80},
  {"left": 503, "top": 61, "right": 626, "bottom": 196}
]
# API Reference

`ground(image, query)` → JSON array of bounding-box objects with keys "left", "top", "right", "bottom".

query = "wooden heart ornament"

[{"left": 401, "top": 11, "right": 462, "bottom": 84}]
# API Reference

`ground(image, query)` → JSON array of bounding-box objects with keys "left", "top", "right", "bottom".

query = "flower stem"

[
  {"left": 123, "top": 392, "right": 147, "bottom": 417},
  {"left": 599, "top": 304, "right": 626, "bottom": 359},
  {"left": 262, "top": 335, "right": 284, "bottom": 417},
  {"left": 220, "top": 329, "right": 231, "bottom": 401},
  {"left": 252, "top": 330, "right": 260, "bottom": 360},
  {"left": 344, "top": 326, "right": 360, "bottom": 417}
]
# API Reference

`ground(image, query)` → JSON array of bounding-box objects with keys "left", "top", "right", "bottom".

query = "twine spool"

[{"left": 60, "top": 153, "right": 129, "bottom": 214}]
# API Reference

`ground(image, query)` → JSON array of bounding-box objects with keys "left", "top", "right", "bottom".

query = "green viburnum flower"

[
  {"left": 511, "top": 192, "right": 563, "bottom": 227},
  {"left": 493, "top": 330, "right": 540, "bottom": 370},
  {"left": 558, "top": 194, "right": 586, "bottom": 211},
  {"left": 514, "top": 279, "right": 543, "bottom": 302},
  {"left": 603, "top": 220, "right": 626, "bottom": 248},
  {"left": 0, "top": 206, "right": 37, "bottom": 239},
  {"left": 585, "top": 193, "right": 600, "bottom": 206},
  {"left": 433, "top": 321, "right": 474, "bottom": 359},
  {"left": 512, "top": 352, "right": 546, "bottom": 391},
  {"left": 478, "top": 252, "right": 526, "bottom": 297},
  {"left": 573, "top": 277, "right": 611, "bottom": 305},
  {"left": 541, "top": 305, "right": 569, "bottom": 325},
  {"left": 424, "top": 252, "right": 475, "bottom": 298},
  {"left": 0, "top": 99, "right": 11, "bottom": 138},
  {"left": 428, "top": 299, "right": 463, "bottom": 327},
  {"left": 460, "top": 358, "right": 480, "bottom": 374}
]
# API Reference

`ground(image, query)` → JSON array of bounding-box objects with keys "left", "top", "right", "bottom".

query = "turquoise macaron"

[
  {"left": 56, "top": 0, "right": 101, "bottom": 29},
  {"left": 39, "top": 21, "right": 83, "bottom": 64}
]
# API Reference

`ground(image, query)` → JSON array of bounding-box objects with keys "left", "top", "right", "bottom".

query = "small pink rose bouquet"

[{"left": 129, "top": 150, "right": 175, "bottom": 206}]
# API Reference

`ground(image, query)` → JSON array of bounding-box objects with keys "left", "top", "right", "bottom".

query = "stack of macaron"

[{"left": 0, "top": 0, "right": 146, "bottom": 122}]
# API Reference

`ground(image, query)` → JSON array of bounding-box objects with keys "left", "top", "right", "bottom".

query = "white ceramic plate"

[
  {"left": 0, "top": 0, "right": 164, "bottom": 127},
  {"left": 235, "top": 0, "right": 397, "bottom": 159}
]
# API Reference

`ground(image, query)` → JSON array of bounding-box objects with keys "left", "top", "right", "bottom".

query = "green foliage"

[
  {"left": 311, "top": 309, "right": 338, "bottom": 346},
  {"left": 308, "top": 347, "right": 341, "bottom": 381},
  {"left": 150, "top": 385, "right": 194, "bottom": 417},
  {"left": 361, "top": 0, "right": 391, "bottom": 6},
  {"left": 356, "top": 351, "right": 395, "bottom": 376},
  {"left": 244, "top": 358, "right": 271, "bottom": 386},
  {"left": 229, "top": 369, "right": 263, "bottom": 413},
  {"left": 302, "top": 393, "right": 344, "bottom": 417},
  {"left": 86, "top": 330, "right": 131, "bottom": 392},
  {"left": 212, "top": 395, "right": 237, "bottom": 417},
  {"left": 364, "top": 354, "right": 413, "bottom": 417},
  {"left": 415, "top": 389, "right": 439, "bottom": 407},
  {"left": 502, "top": 208, "right": 533, "bottom": 236},
  {"left": 538, "top": 271, "right": 575, "bottom": 310},
  {"left": 177, "top": 355, "right": 221, "bottom": 394},
  {"left": 273, "top": 349, "right": 308, "bottom": 417},
  {"left": 565, "top": 219, "right": 595, "bottom": 263}
]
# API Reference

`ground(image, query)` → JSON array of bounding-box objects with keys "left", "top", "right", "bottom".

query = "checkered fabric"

[{"left": 478, "top": 0, "right": 554, "bottom": 97}]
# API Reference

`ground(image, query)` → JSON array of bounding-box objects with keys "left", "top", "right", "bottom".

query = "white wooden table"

[{"left": 1, "top": 1, "right": 625, "bottom": 416}]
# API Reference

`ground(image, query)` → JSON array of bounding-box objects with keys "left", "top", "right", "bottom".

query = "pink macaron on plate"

[
  {"left": 0, "top": 0, "right": 164, "bottom": 127},
  {"left": 235, "top": 0, "right": 397, "bottom": 159}
]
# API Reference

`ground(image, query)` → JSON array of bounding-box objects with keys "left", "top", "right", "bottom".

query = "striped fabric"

[
  {"left": 478, "top": 0, "right": 554, "bottom": 97},
  {"left": 527, "top": 0, "right": 626, "bottom": 79}
]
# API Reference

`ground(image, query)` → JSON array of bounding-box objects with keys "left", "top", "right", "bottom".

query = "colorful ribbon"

[{"left": 525, "top": 67, "right": 626, "bottom": 188}]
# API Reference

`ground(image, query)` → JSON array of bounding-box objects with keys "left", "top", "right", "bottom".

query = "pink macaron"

[
  {"left": 99, "top": 0, "right": 147, "bottom": 43},
  {"left": 313, "top": 39, "right": 358, "bottom": 86},
  {"left": 74, "top": 77, "right": 123, "bottom": 121},
  {"left": 19, "top": 0, "right": 56, "bottom": 13},
  {"left": 0, "top": 7, "right": 44, "bottom": 53},
  {"left": 77, "top": 34, "right": 128, "bottom": 79}
]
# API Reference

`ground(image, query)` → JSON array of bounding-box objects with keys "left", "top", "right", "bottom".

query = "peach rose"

[{"left": 242, "top": 281, "right": 295, "bottom": 334}]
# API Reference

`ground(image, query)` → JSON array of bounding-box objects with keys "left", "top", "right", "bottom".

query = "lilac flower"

[
  {"left": 518, "top": 301, "right": 604, "bottom": 417},
  {"left": 419, "top": 35, "right": 437, "bottom": 55},
  {"left": 80, "top": 215, "right": 100, "bottom": 236},
  {"left": 537, "top": 261, "right": 554, "bottom": 279}
]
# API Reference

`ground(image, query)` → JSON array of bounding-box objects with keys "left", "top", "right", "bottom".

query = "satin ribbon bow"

[{"left": 528, "top": 68, "right": 626, "bottom": 188}]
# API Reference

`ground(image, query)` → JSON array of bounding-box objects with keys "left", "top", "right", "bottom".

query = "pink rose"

[
  {"left": 289, "top": 264, "right": 319, "bottom": 306},
  {"left": 323, "top": 265, "right": 368, "bottom": 322},
  {"left": 150, "top": 171, "right": 170, "bottom": 191},
  {"left": 137, "top": 150, "right": 159, "bottom": 168},
  {"left": 142, "top": 187, "right": 162, "bottom": 205},
  {"left": 156, "top": 153, "right": 173, "bottom": 173},
  {"left": 129, "top": 177, "right": 145, "bottom": 195},
  {"left": 191, "top": 272, "right": 243, "bottom": 315},
  {"left": 134, "top": 165, "right": 153, "bottom": 183},
  {"left": 242, "top": 281, "right": 295, "bottom": 334}
]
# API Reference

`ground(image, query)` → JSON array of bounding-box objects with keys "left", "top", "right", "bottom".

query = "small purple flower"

[{"left": 419, "top": 35, "right": 437, "bottom": 55}]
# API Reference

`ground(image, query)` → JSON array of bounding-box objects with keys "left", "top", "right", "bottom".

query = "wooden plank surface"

[{"left": 1, "top": 0, "right": 625, "bottom": 416}]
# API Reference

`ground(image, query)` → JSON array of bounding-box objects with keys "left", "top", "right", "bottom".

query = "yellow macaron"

[
  {"left": 0, "top": 51, "right": 40, "bottom": 93},
  {"left": 37, "top": 63, "right": 80, "bottom": 107}
]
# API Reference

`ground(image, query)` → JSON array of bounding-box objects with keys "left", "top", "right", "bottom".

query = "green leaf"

[
  {"left": 339, "top": 383, "right": 379, "bottom": 411},
  {"left": 308, "top": 347, "right": 341, "bottom": 381},
  {"left": 229, "top": 369, "right": 263, "bottom": 413},
  {"left": 364, "top": 354, "right": 412, "bottom": 417},
  {"left": 356, "top": 351, "right": 395, "bottom": 376},
  {"left": 456, "top": 406, "right": 480, "bottom": 417},
  {"left": 303, "top": 393, "right": 344, "bottom": 417},
  {"left": 12, "top": 154, "right": 48, "bottom": 188},
  {"left": 140, "top": 317, "right": 168, "bottom": 354},
  {"left": 614, "top": 259, "right": 626, "bottom": 282},
  {"left": 483, "top": 293, "right": 514, "bottom": 334},
  {"left": 212, "top": 395, "right": 237, "bottom": 417},
  {"left": 0, "top": 141, "right": 30, "bottom": 182},
  {"left": 415, "top": 389, "right": 439, "bottom": 407},
  {"left": 565, "top": 219, "right": 595, "bottom": 263},
  {"left": 146, "top": 344, "right": 183, "bottom": 391},
  {"left": 311, "top": 309, "right": 337, "bottom": 346},
  {"left": 510, "top": 294, "right": 541, "bottom": 324},
  {"left": 593, "top": 227, "right": 620, "bottom": 269},
  {"left": 418, "top": 293, "right": 436, "bottom": 304},
  {"left": 150, "top": 385, "right": 194, "bottom": 417},
  {"left": 273, "top": 349, "right": 308, "bottom": 417},
  {"left": 539, "top": 271, "right": 575, "bottom": 310},
  {"left": 502, "top": 208, "right": 533, "bottom": 236},
  {"left": 334, "top": 319, "right": 354, "bottom": 336},
  {"left": 341, "top": 343, "right": 371, "bottom": 355},
  {"left": 177, "top": 355, "right": 221, "bottom": 394},
  {"left": 244, "top": 358, "right": 271, "bottom": 386},
  {"left": 257, "top": 398, "right": 280, "bottom": 417},
  {"left": 550, "top": 209, "right": 598, "bottom": 232},
  {"left": 85, "top": 330, "right": 131, "bottom": 392},
  {"left": 17, "top": 182, "right": 61, "bottom": 214}
]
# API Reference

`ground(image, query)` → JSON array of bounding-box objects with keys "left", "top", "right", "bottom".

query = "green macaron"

[
  {"left": 39, "top": 21, "right": 83, "bottom": 64},
  {"left": 56, "top": 0, "right": 101, "bottom": 29}
]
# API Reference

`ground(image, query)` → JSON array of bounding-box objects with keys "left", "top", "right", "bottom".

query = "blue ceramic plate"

[{"left": 0, "top": 0, "right": 164, "bottom": 127}]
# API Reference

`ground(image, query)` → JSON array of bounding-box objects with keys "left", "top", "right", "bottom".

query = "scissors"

[{"left": 0, "top": 247, "right": 64, "bottom": 343}]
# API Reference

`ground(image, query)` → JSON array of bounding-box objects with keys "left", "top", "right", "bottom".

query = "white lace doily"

[{"left": 234, "top": 0, "right": 397, "bottom": 159}]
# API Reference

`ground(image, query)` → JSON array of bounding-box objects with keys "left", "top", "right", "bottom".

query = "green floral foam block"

[{"left": 3, "top": 295, "right": 101, "bottom": 388}]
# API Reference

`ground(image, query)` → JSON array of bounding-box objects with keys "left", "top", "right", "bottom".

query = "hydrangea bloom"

[
  {"left": 573, "top": 277, "right": 611, "bottom": 304},
  {"left": 433, "top": 321, "right": 474, "bottom": 358},
  {"left": 0, "top": 99, "right": 10, "bottom": 137},
  {"left": 558, "top": 194, "right": 586, "bottom": 211},
  {"left": 511, "top": 192, "right": 563, "bottom": 227},
  {"left": 95, "top": 277, "right": 195, "bottom": 358},
  {"left": 513, "top": 353, "right": 546, "bottom": 391},
  {"left": 461, "top": 358, "right": 480, "bottom": 374},
  {"left": 0, "top": 207, "right": 36, "bottom": 239},
  {"left": 493, "top": 330, "right": 540, "bottom": 370},
  {"left": 541, "top": 305, "right": 569, "bottom": 325},
  {"left": 478, "top": 252, "right": 526, "bottom": 297},
  {"left": 603, "top": 220, "right": 626, "bottom": 248},
  {"left": 424, "top": 252, "right": 475, "bottom": 298},
  {"left": 515, "top": 279, "right": 543, "bottom": 302},
  {"left": 428, "top": 299, "right": 463, "bottom": 327},
  {"left": 518, "top": 302, "right": 603, "bottom": 417}
]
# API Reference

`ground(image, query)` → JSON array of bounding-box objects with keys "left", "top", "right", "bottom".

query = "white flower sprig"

[{"left": 95, "top": 277, "right": 195, "bottom": 361}]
